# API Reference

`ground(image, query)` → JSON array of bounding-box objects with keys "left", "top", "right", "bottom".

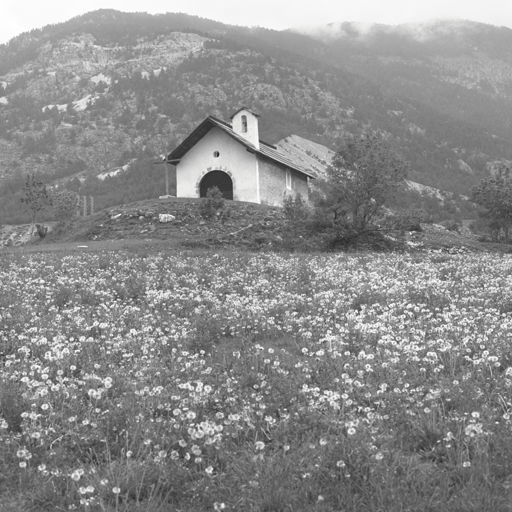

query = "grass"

[{"left": 1, "top": 248, "right": 512, "bottom": 511}]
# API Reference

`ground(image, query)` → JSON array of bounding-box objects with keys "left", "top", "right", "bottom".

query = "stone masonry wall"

[{"left": 258, "top": 158, "right": 309, "bottom": 206}]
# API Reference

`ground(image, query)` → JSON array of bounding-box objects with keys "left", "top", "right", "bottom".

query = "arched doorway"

[{"left": 199, "top": 171, "right": 233, "bottom": 200}]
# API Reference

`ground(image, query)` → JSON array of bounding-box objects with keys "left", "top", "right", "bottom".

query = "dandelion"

[
  {"left": 205, "top": 466, "right": 214, "bottom": 475},
  {"left": 463, "top": 461, "right": 471, "bottom": 468},
  {"left": 255, "top": 441, "right": 265, "bottom": 451},
  {"left": 19, "top": 462, "right": 27, "bottom": 468},
  {"left": 112, "top": 487, "right": 121, "bottom": 494},
  {"left": 347, "top": 427, "right": 356, "bottom": 436},
  {"left": 465, "top": 423, "right": 484, "bottom": 437}
]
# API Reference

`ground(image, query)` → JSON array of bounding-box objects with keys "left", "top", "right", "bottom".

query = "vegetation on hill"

[
  {"left": 0, "top": 11, "right": 511, "bottom": 225},
  {"left": 472, "top": 164, "right": 512, "bottom": 243}
]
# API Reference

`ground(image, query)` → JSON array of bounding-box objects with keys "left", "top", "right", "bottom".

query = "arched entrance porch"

[{"left": 199, "top": 171, "right": 233, "bottom": 200}]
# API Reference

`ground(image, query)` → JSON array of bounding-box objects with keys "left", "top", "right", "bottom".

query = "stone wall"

[{"left": 258, "top": 158, "right": 309, "bottom": 206}]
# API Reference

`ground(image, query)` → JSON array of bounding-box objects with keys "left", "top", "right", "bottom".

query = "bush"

[
  {"left": 52, "top": 190, "right": 80, "bottom": 224},
  {"left": 35, "top": 224, "right": 48, "bottom": 238},
  {"left": 283, "top": 193, "right": 309, "bottom": 223},
  {"left": 199, "top": 186, "right": 229, "bottom": 221},
  {"left": 388, "top": 208, "right": 428, "bottom": 232},
  {"left": 439, "top": 220, "right": 461, "bottom": 233}
]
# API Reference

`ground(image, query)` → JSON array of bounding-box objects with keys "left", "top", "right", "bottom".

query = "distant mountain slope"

[
  {"left": 276, "top": 134, "right": 335, "bottom": 177},
  {"left": 0, "top": 11, "right": 509, "bottom": 223}
]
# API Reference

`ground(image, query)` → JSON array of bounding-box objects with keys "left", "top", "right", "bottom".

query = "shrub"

[
  {"left": 52, "top": 190, "right": 80, "bottom": 223},
  {"left": 440, "top": 220, "right": 461, "bottom": 233},
  {"left": 283, "top": 193, "right": 310, "bottom": 223},
  {"left": 388, "top": 208, "right": 428, "bottom": 232},
  {"left": 35, "top": 224, "right": 48, "bottom": 238},
  {"left": 199, "top": 186, "right": 228, "bottom": 221}
]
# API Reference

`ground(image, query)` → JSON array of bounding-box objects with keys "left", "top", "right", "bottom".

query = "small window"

[
  {"left": 286, "top": 170, "right": 292, "bottom": 190},
  {"left": 241, "top": 115, "right": 247, "bottom": 133},
  {"left": 213, "top": 151, "right": 220, "bottom": 158}
]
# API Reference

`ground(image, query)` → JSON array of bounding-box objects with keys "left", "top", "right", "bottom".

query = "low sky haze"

[{"left": 1, "top": 0, "right": 512, "bottom": 45}]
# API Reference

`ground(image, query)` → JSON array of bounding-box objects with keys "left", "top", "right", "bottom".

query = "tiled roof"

[{"left": 165, "top": 116, "right": 315, "bottom": 179}]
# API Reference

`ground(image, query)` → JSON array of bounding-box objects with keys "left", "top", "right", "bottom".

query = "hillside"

[
  {"left": 0, "top": 11, "right": 511, "bottom": 224},
  {"left": 1, "top": 195, "right": 507, "bottom": 255}
]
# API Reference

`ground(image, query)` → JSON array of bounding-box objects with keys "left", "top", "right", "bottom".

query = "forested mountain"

[{"left": 0, "top": 10, "right": 510, "bottom": 223}]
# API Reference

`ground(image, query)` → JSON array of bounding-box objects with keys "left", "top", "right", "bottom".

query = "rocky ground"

[
  {"left": 0, "top": 223, "right": 57, "bottom": 247},
  {"left": 1, "top": 197, "right": 509, "bottom": 254}
]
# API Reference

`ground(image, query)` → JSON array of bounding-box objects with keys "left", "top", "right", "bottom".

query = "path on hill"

[{"left": 0, "top": 238, "right": 186, "bottom": 255}]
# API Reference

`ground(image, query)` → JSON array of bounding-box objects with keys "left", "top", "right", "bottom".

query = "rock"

[{"left": 159, "top": 213, "right": 175, "bottom": 223}]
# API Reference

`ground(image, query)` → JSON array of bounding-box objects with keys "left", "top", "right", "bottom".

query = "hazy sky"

[{"left": 1, "top": 0, "right": 511, "bottom": 45}]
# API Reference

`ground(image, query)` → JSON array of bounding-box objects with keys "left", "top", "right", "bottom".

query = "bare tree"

[{"left": 20, "top": 173, "right": 52, "bottom": 229}]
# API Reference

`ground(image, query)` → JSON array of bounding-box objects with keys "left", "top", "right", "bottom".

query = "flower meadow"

[{"left": 2, "top": 249, "right": 512, "bottom": 511}]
